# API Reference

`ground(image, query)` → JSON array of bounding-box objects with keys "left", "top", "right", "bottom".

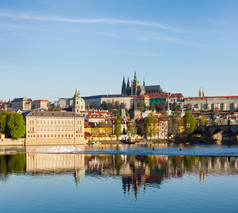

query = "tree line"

[{"left": 0, "top": 111, "right": 26, "bottom": 140}]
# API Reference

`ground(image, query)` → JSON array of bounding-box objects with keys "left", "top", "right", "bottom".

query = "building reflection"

[
  {"left": 25, "top": 145, "right": 85, "bottom": 185},
  {"left": 84, "top": 155, "right": 238, "bottom": 197},
  {"left": 1, "top": 149, "right": 238, "bottom": 197}
]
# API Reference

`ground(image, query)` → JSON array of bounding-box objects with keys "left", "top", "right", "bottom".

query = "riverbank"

[{"left": 1, "top": 137, "right": 237, "bottom": 146}]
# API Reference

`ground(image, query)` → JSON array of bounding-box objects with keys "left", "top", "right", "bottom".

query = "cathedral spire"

[
  {"left": 199, "top": 87, "right": 202, "bottom": 97},
  {"left": 143, "top": 76, "right": 145, "bottom": 87},
  {"left": 133, "top": 70, "right": 138, "bottom": 83},
  {"left": 121, "top": 76, "right": 126, "bottom": 95},
  {"left": 202, "top": 88, "right": 205, "bottom": 97},
  {"left": 127, "top": 77, "right": 130, "bottom": 88}
]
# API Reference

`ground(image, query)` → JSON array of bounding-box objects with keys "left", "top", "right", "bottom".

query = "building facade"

[
  {"left": 11, "top": 97, "right": 32, "bottom": 111},
  {"left": 32, "top": 100, "right": 50, "bottom": 110},
  {"left": 83, "top": 95, "right": 133, "bottom": 110},
  {"left": 26, "top": 111, "right": 86, "bottom": 145},
  {"left": 185, "top": 96, "right": 238, "bottom": 111}
]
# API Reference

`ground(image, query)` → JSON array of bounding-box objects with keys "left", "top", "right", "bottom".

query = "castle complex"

[
  {"left": 121, "top": 71, "right": 163, "bottom": 96},
  {"left": 82, "top": 71, "right": 164, "bottom": 109}
]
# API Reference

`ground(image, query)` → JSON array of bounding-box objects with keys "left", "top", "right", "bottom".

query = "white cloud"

[{"left": 0, "top": 11, "right": 193, "bottom": 33}]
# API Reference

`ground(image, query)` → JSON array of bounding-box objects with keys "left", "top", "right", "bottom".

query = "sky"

[{"left": 0, "top": 0, "right": 237, "bottom": 102}]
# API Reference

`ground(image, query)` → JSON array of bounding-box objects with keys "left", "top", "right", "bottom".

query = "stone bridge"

[{"left": 196, "top": 125, "right": 238, "bottom": 144}]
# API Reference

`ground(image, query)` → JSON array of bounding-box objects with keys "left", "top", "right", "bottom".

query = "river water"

[{"left": 0, "top": 144, "right": 238, "bottom": 212}]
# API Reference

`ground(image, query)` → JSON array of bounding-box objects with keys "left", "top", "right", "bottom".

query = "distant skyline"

[{"left": 0, "top": 0, "right": 237, "bottom": 101}]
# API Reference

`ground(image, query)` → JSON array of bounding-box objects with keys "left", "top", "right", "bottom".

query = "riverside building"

[
  {"left": 25, "top": 90, "right": 87, "bottom": 145},
  {"left": 185, "top": 89, "right": 238, "bottom": 111}
]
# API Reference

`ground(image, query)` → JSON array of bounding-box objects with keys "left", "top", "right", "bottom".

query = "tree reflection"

[{"left": 0, "top": 154, "right": 26, "bottom": 180}]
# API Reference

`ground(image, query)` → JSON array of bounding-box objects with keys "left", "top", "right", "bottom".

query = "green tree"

[
  {"left": 127, "top": 120, "right": 137, "bottom": 137},
  {"left": 199, "top": 115, "right": 206, "bottom": 126},
  {"left": 144, "top": 112, "right": 158, "bottom": 139},
  {"left": 137, "top": 100, "right": 146, "bottom": 110},
  {"left": 172, "top": 102, "right": 178, "bottom": 111},
  {"left": 171, "top": 115, "right": 180, "bottom": 137},
  {"left": 101, "top": 101, "right": 108, "bottom": 110},
  {"left": 114, "top": 110, "right": 122, "bottom": 139},
  {"left": 0, "top": 112, "right": 7, "bottom": 133},
  {"left": 211, "top": 121, "right": 218, "bottom": 126},
  {"left": 183, "top": 109, "right": 197, "bottom": 137},
  {"left": 154, "top": 102, "right": 166, "bottom": 112},
  {"left": 7, "top": 113, "right": 25, "bottom": 140}
]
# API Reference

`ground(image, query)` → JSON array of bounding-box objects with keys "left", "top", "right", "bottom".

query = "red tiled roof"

[
  {"left": 186, "top": 96, "right": 238, "bottom": 100},
  {"left": 32, "top": 100, "right": 50, "bottom": 103},
  {"left": 170, "top": 93, "right": 184, "bottom": 98},
  {"left": 138, "top": 95, "right": 150, "bottom": 98},
  {"left": 84, "top": 132, "right": 91, "bottom": 137},
  {"left": 24, "top": 101, "right": 31, "bottom": 105},
  {"left": 84, "top": 121, "right": 96, "bottom": 128},
  {"left": 148, "top": 93, "right": 184, "bottom": 98},
  {"left": 147, "top": 93, "right": 171, "bottom": 98},
  {"left": 88, "top": 114, "right": 105, "bottom": 119}
]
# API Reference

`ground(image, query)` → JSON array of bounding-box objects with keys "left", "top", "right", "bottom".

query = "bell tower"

[{"left": 73, "top": 89, "right": 85, "bottom": 114}]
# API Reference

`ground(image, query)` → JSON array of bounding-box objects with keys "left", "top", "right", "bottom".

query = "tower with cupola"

[{"left": 73, "top": 89, "right": 85, "bottom": 114}]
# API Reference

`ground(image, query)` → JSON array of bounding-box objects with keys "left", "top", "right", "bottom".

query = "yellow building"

[
  {"left": 84, "top": 121, "right": 115, "bottom": 141},
  {"left": 26, "top": 111, "right": 87, "bottom": 145}
]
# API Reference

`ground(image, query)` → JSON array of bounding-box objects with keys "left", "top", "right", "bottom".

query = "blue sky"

[{"left": 0, "top": 0, "right": 237, "bottom": 101}]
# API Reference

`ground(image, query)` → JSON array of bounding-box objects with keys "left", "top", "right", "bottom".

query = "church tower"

[
  {"left": 127, "top": 77, "right": 130, "bottom": 88},
  {"left": 121, "top": 76, "right": 127, "bottom": 95},
  {"left": 73, "top": 89, "right": 85, "bottom": 114},
  {"left": 131, "top": 71, "right": 140, "bottom": 96},
  {"left": 199, "top": 88, "right": 202, "bottom": 97}
]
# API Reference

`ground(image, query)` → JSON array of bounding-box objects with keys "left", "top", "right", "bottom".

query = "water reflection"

[{"left": 1, "top": 151, "right": 238, "bottom": 197}]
